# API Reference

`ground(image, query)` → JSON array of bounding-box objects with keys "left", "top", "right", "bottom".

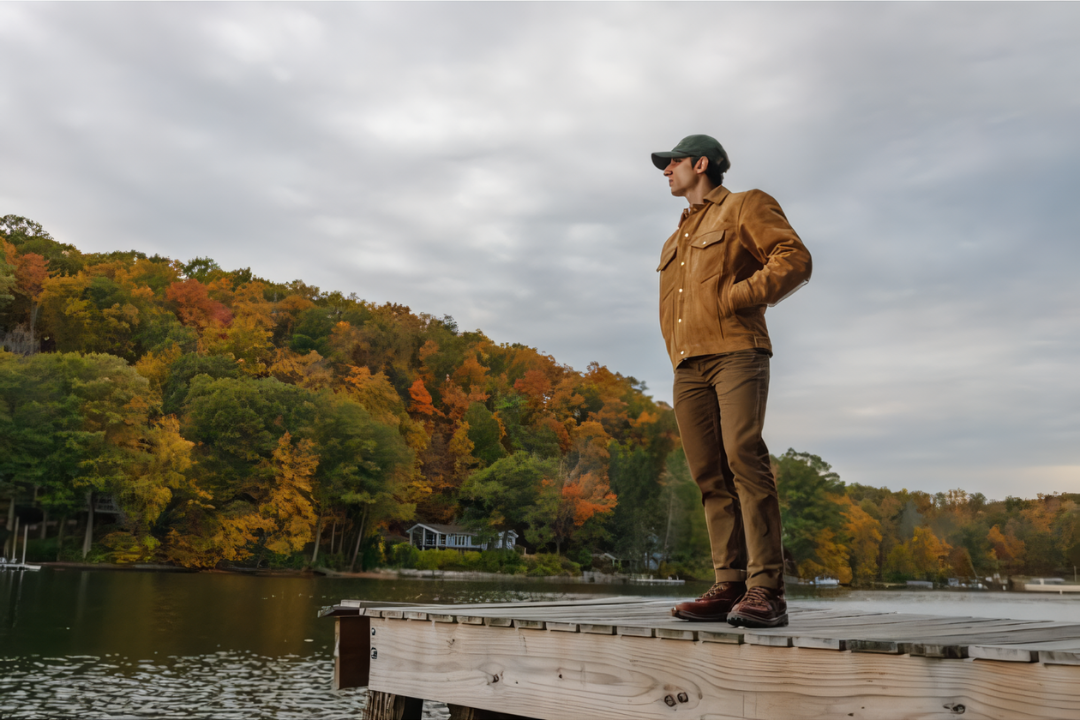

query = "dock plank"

[{"left": 356, "top": 598, "right": 1080, "bottom": 662}]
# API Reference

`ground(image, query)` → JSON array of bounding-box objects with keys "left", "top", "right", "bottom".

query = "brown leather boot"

[
  {"left": 671, "top": 581, "right": 747, "bottom": 622},
  {"left": 726, "top": 584, "right": 788, "bottom": 628}
]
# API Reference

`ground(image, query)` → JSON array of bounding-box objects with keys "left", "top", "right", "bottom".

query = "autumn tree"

[
  {"left": 0, "top": 242, "right": 15, "bottom": 308},
  {"left": 774, "top": 449, "right": 845, "bottom": 575},
  {"left": 166, "top": 278, "right": 232, "bottom": 331},
  {"left": 838, "top": 495, "right": 883, "bottom": 584},
  {"left": 101, "top": 416, "right": 195, "bottom": 562},
  {"left": 13, "top": 251, "right": 48, "bottom": 351},
  {"left": 987, "top": 524, "right": 1026, "bottom": 574},
  {"left": 257, "top": 432, "right": 319, "bottom": 556},
  {"left": 883, "top": 526, "right": 952, "bottom": 582}
]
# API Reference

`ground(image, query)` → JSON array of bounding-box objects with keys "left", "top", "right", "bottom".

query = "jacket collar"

[
  {"left": 679, "top": 185, "right": 730, "bottom": 223},
  {"left": 703, "top": 185, "right": 730, "bottom": 206}
]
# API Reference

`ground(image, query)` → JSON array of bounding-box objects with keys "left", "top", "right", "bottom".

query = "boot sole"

[
  {"left": 671, "top": 608, "right": 729, "bottom": 622},
  {"left": 726, "top": 612, "right": 789, "bottom": 628}
]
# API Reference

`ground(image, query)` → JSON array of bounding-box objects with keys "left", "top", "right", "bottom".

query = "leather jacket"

[{"left": 657, "top": 185, "right": 812, "bottom": 368}]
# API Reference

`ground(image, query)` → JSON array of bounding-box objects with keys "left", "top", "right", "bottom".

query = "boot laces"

[
  {"left": 699, "top": 582, "right": 731, "bottom": 600},
  {"left": 741, "top": 585, "right": 773, "bottom": 608}
]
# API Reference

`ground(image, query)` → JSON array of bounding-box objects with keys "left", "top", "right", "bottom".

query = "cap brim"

[{"left": 651, "top": 151, "right": 691, "bottom": 170}]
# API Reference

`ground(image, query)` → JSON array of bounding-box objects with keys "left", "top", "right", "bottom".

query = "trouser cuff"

[
  {"left": 714, "top": 569, "right": 747, "bottom": 583},
  {"left": 746, "top": 571, "right": 782, "bottom": 590}
]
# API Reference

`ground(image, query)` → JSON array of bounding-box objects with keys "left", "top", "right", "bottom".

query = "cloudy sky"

[{"left": 2, "top": 3, "right": 1078, "bottom": 500}]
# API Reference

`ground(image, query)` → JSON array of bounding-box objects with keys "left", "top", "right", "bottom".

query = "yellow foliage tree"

[
  {"left": 134, "top": 344, "right": 183, "bottom": 400},
  {"left": 883, "top": 526, "right": 952, "bottom": 581},
  {"left": 798, "top": 528, "right": 852, "bottom": 585},
  {"left": 268, "top": 347, "right": 333, "bottom": 389},
  {"left": 838, "top": 495, "right": 882, "bottom": 584},
  {"left": 258, "top": 432, "right": 320, "bottom": 555},
  {"left": 104, "top": 416, "right": 197, "bottom": 563},
  {"left": 340, "top": 365, "right": 405, "bottom": 425},
  {"left": 987, "top": 524, "right": 1026, "bottom": 572}
]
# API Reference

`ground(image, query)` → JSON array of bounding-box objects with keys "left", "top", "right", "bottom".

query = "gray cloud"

[{"left": 2, "top": 2, "right": 1079, "bottom": 499}]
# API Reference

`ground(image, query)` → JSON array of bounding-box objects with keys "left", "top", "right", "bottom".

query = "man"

[{"left": 653, "top": 134, "right": 811, "bottom": 628}]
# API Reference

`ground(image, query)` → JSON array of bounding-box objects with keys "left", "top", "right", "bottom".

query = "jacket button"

[
  {"left": 678, "top": 319, "right": 682, "bottom": 323},
  {"left": 680, "top": 262, "right": 684, "bottom": 266},
  {"left": 684, "top": 233, "right": 689, "bottom": 237},
  {"left": 679, "top": 288, "right": 683, "bottom": 293}
]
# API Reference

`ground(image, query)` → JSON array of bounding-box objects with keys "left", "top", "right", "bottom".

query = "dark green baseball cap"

[{"left": 651, "top": 134, "right": 731, "bottom": 174}]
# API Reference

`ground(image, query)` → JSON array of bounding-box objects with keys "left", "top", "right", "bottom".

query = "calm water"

[{"left": 3, "top": 569, "right": 1080, "bottom": 719}]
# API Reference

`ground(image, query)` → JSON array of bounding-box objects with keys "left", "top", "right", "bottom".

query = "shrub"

[
  {"left": 361, "top": 538, "right": 385, "bottom": 570},
  {"left": 478, "top": 549, "right": 524, "bottom": 574},
  {"left": 412, "top": 548, "right": 484, "bottom": 571},
  {"left": 388, "top": 543, "right": 420, "bottom": 568},
  {"left": 524, "top": 553, "right": 581, "bottom": 577}
]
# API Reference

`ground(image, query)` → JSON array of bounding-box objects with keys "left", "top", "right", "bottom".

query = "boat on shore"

[
  {"left": 2, "top": 525, "right": 41, "bottom": 571},
  {"left": 1022, "top": 577, "right": 1080, "bottom": 593},
  {"left": 628, "top": 575, "right": 685, "bottom": 585}
]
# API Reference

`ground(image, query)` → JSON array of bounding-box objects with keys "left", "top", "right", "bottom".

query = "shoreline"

[{"left": 30, "top": 561, "right": 653, "bottom": 584}]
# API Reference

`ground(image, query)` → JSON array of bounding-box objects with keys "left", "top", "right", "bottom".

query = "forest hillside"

[{"left": 2, "top": 214, "right": 1077, "bottom": 583}]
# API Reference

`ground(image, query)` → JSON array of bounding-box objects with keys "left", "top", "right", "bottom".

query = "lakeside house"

[{"left": 406, "top": 522, "right": 517, "bottom": 552}]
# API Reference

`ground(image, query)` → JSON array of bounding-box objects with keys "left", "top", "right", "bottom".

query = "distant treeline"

[{"left": 1, "top": 215, "right": 1076, "bottom": 581}]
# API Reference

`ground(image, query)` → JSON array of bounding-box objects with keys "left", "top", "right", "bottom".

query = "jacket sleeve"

[{"left": 724, "top": 190, "right": 812, "bottom": 314}]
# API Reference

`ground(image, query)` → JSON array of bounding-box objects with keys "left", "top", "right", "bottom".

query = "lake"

[{"left": 3, "top": 568, "right": 1080, "bottom": 719}]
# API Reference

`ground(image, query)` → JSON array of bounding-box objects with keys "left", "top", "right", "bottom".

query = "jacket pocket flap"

[{"left": 688, "top": 229, "right": 726, "bottom": 249}]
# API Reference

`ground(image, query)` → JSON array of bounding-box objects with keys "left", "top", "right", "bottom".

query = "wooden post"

[
  {"left": 362, "top": 690, "right": 424, "bottom": 720},
  {"left": 334, "top": 615, "right": 371, "bottom": 690}
]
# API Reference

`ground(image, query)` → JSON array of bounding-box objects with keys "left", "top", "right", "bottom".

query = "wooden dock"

[{"left": 320, "top": 596, "right": 1080, "bottom": 720}]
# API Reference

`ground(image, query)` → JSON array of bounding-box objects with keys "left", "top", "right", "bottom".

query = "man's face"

[{"left": 664, "top": 156, "right": 700, "bottom": 197}]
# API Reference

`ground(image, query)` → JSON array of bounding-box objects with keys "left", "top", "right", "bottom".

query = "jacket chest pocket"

[{"left": 688, "top": 229, "right": 726, "bottom": 282}]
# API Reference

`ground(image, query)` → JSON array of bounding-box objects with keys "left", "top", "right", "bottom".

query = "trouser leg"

[{"left": 673, "top": 351, "right": 784, "bottom": 589}]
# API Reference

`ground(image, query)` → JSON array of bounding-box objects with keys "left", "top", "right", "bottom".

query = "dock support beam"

[{"left": 363, "top": 691, "right": 424, "bottom": 720}]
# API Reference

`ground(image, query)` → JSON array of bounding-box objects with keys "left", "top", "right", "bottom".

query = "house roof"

[
  {"left": 408, "top": 522, "right": 473, "bottom": 535},
  {"left": 407, "top": 522, "right": 518, "bottom": 537}
]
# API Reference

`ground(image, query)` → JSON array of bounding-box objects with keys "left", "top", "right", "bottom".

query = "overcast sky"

[{"left": 2, "top": 3, "right": 1078, "bottom": 500}]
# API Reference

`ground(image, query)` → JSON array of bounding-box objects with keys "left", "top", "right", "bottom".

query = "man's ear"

[{"left": 695, "top": 157, "right": 710, "bottom": 175}]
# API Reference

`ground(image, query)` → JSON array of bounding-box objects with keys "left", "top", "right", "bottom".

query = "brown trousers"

[{"left": 673, "top": 351, "right": 784, "bottom": 589}]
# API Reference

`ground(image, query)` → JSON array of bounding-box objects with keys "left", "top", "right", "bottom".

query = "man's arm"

[{"left": 723, "top": 190, "right": 812, "bottom": 315}]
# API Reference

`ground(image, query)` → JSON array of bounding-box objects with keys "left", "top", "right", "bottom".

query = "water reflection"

[{"left": 0, "top": 651, "right": 367, "bottom": 720}]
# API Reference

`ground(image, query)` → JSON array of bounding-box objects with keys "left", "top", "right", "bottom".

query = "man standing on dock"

[{"left": 653, "top": 135, "right": 811, "bottom": 628}]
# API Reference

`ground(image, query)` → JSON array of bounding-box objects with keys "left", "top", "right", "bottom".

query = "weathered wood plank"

[
  {"left": 364, "top": 618, "right": 1080, "bottom": 719},
  {"left": 655, "top": 627, "right": 697, "bottom": 641},
  {"left": 616, "top": 626, "right": 655, "bottom": 638},
  {"left": 969, "top": 639, "right": 1080, "bottom": 665},
  {"left": 380, "top": 596, "right": 654, "bottom": 615}
]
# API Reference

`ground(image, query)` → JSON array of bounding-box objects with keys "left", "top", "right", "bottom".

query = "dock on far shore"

[{"left": 321, "top": 595, "right": 1080, "bottom": 720}]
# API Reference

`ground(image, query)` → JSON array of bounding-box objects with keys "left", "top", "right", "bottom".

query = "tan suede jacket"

[{"left": 657, "top": 185, "right": 811, "bottom": 368}]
